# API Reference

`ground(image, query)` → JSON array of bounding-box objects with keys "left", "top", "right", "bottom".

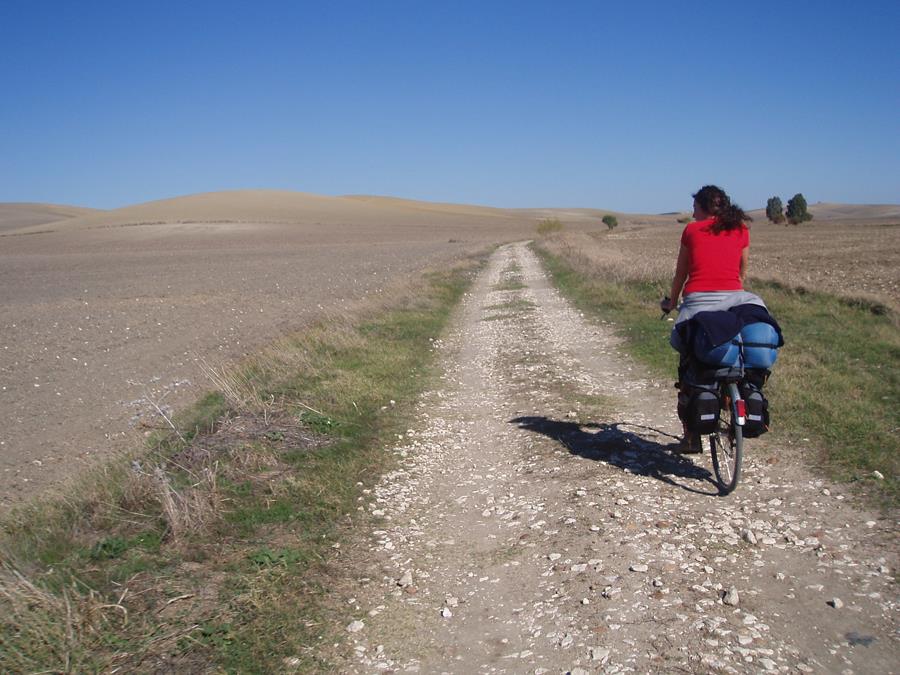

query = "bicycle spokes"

[{"left": 710, "top": 382, "right": 744, "bottom": 495}]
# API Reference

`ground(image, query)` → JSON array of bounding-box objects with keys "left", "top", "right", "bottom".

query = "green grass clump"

[
  {"left": 0, "top": 257, "right": 484, "bottom": 673},
  {"left": 533, "top": 243, "right": 899, "bottom": 507},
  {"left": 484, "top": 298, "right": 536, "bottom": 312},
  {"left": 482, "top": 298, "right": 536, "bottom": 321},
  {"left": 493, "top": 279, "right": 527, "bottom": 291},
  {"left": 494, "top": 260, "right": 527, "bottom": 291}
]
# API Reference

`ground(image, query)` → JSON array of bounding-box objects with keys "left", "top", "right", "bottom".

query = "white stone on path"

[
  {"left": 723, "top": 587, "right": 740, "bottom": 606},
  {"left": 630, "top": 563, "right": 649, "bottom": 573},
  {"left": 590, "top": 646, "right": 610, "bottom": 662},
  {"left": 347, "top": 620, "right": 365, "bottom": 633}
]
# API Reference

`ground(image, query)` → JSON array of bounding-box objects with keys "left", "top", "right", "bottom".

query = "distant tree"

[
  {"left": 785, "top": 193, "right": 813, "bottom": 224},
  {"left": 766, "top": 196, "right": 785, "bottom": 224},
  {"left": 602, "top": 214, "right": 618, "bottom": 230}
]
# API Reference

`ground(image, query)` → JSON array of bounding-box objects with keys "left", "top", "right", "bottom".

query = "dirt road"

[{"left": 336, "top": 242, "right": 897, "bottom": 673}]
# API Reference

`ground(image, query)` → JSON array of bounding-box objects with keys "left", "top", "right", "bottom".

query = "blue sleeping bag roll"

[
  {"left": 741, "top": 322, "right": 780, "bottom": 369},
  {"left": 693, "top": 332, "right": 742, "bottom": 367}
]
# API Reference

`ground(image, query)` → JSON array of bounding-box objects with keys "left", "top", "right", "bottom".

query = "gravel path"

[{"left": 336, "top": 242, "right": 897, "bottom": 674}]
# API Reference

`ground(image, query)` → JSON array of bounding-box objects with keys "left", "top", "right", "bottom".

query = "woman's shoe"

[{"left": 676, "top": 432, "right": 703, "bottom": 454}]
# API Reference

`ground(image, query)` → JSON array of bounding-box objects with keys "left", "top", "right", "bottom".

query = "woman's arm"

[
  {"left": 739, "top": 247, "right": 749, "bottom": 285},
  {"left": 668, "top": 244, "right": 690, "bottom": 306}
]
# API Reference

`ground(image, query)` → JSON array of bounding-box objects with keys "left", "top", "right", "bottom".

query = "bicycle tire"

[{"left": 710, "top": 382, "right": 744, "bottom": 494}]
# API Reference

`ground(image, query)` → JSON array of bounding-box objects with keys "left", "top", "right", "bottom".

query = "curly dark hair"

[{"left": 692, "top": 185, "right": 751, "bottom": 233}]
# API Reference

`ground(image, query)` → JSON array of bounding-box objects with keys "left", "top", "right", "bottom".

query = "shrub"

[
  {"left": 536, "top": 218, "right": 564, "bottom": 236},
  {"left": 602, "top": 214, "right": 618, "bottom": 230}
]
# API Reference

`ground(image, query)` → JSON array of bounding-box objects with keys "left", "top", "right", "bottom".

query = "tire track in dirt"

[{"left": 334, "top": 242, "right": 897, "bottom": 674}]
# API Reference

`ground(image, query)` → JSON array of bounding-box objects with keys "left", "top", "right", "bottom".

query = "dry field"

[
  {"left": 1, "top": 193, "right": 896, "bottom": 507},
  {"left": 554, "top": 205, "right": 900, "bottom": 312},
  {"left": 0, "top": 191, "right": 574, "bottom": 506}
]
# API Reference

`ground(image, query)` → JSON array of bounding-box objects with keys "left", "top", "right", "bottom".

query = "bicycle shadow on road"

[{"left": 509, "top": 416, "right": 720, "bottom": 496}]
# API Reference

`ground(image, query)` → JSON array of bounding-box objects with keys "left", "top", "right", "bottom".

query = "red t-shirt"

[{"left": 681, "top": 217, "right": 749, "bottom": 295}]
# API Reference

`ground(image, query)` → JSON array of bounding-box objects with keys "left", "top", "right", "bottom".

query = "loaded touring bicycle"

[{"left": 672, "top": 306, "right": 784, "bottom": 494}]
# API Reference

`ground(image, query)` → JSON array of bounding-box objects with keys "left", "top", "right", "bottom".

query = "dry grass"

[
  {"left": 150, "top": 465, "right": 221, "bottom": 541},
  {"left": 0, "top": 254, "right": 485, "bottom": 672},
  {"left": 540, "top": 231, "right": 669, "bottom": 285},
  {"left": 0, "top": 565, "right": 120, "bottom": 673},
  {"left": 200, "top": 358, "right": 268, "bottom": 412}
]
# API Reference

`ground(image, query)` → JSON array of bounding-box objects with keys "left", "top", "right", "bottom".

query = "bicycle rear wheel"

[{"left": 710, "top": 382, "right": 743, "bottom": 494}]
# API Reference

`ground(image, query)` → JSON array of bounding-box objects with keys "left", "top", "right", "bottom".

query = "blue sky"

[{"left": 1, "top": 1, "right": 898, "bottom": 213}]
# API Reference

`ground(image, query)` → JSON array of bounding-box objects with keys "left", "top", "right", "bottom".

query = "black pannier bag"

[
  {"left": 678, "top": 382, "right": 720, "bottom": 434},
  {"left": 740, "top": 380, "right": 770, "bottom": 438}
]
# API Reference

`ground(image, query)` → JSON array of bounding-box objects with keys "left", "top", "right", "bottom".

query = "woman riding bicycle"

[{"left": 660, "top": 185, "right": 768, "bottom": 452}]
